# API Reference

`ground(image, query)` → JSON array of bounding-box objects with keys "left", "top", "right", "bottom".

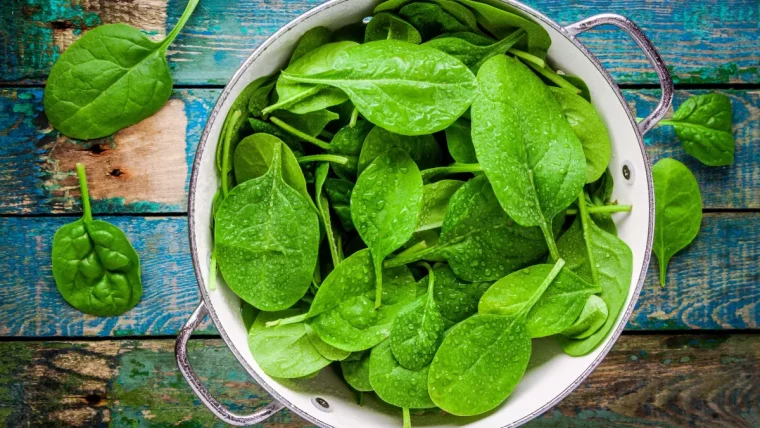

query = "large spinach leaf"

[
  {"left": 280, "top": 40, "right": 478, "bottom": 136},
  {"left": 43, "top": 0, "right": 200, "bottom": 139},
  {"left": 352, "top": 149, "right": 424, "bottom": 307},
  {"left": 215, "top": 141, "right": 320, "bottom": 311},
  {"left": 52, "top": 164, "right": 142, "bottom": 316},
  {"left": 471, "top": 55, "right": 585, "bottom": 259},
  {"left": 358, "top": 126, "right": 442, "bottom": 174},
  {"left": 652, "top": 158, "right": 702, "bottom": 286}
]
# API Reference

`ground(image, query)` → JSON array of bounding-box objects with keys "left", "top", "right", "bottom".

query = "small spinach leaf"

[
  {"left": 328, "top": 120, "right": 374, "bottom": 180},
  {"left": 305, "top": 322, "right": 351, "bottom": 361},
  {"left": 417, "top": 180, "right": 465, "bottom": 232},
  {"left": 216, "top": 141, "right": 320, "bottom": 311},
  {"left": 341, "top": 351, "right": 373, "bottom": 391},
  {"left": 561, "top": 294, "right": 608, "bottom": 339},
  {"left": 652, "top": 158, "right": 702, "bottom": 286},
  {"left": 369, "top": 340, "right": 436, "bottom": 409},
  {"left": 352, "top": 149, "right": 424, "bottom": 307},
  {"left": 324, "top": 178, "right": 355, "bottom": 231},
  {"left": 233, "top": 133, "right": 310, "bottom": 200},
  {"left": 290, "top": 26, "right": 333, "bottom": 64},
  {"left": 659, "top": 93, "right": 734, "bottom": 166},
  {"left": 423, "top": 29, "right": 525, "bottom": 71},
  {"left": 52, "top": 163, "right": 142, "bottom": 316},
  {"left": 365, "top": 13, "right": 422, "bottom": 44},
  {"left": 399, "top": 2, "right": 474, "bottom": 40},
  {"left": 358, "top": 126, "right": 443, "bottom": 174},
  {"left": 431, "top": 265, "right": 491, "bottom": 326},
  {"left": 444, "top": 117, "right": 477, "bottom": 164},
  {"left": 43, "top": 0, "right": 200, "bottom": 139},
  {"left": 315, "top": 163, "right": 342, "bottom": 267},
  {"left": 271, "top": 109, "right": 339, "bottom": 137},
  {"left": 281, "top": 40, "right": 478, "bottom": 136},
  {"left": 247, "top": 119, "right": 304, "bottom": 155}
]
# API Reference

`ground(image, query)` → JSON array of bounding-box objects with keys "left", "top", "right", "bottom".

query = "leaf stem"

[
  {"left": 566, "top": 204, "right": 632, "bottom": 215},
  {"left": 270, "top": 117, "right": 332, "bottom": 150},
  {"left": 374, "top": 256, "right": 383, "bottom": 308},
  {"left": 403, "top": 408, "right": 411, "bottom": 428},
  {"left": 578, "top": 192, "right": 601, "bottom": 285},
  {"left": 384, "top": 246, "right": 439, "bottom": 268},
  {"left": 160, "top": 0, "right": 200, "bottom": 50},
  {"left": 540, "top": 222, "right": 560, "bottom": 262},
  {"left": 261, "top": 86, "right": 322, "bottom": 114},
  {"left": 520, "top": 258, "right": 565, "bottom": 317},
  {"left": 320, "top": 129, "right": 335, "bottom": 140},
  {"left": 523, "top": 60, "right": 581, "bottom": 94},
  {"left": 420, "top": 261, "right": 435, "bottom": 296},
  {"left": 396, "top": 240, "right": 429, "bottom": 258},
  {"left": 76, "top": 163, "right": 92, "bottom": 223},
  {"left": 266, "top": 313, "right": 309, "bottom": 328},
  {"left": 508, "top": 48, "right": 545, "bottom": 68},
  {"left": 298, "top": 154, "right": 349, "bottom": 165},
  {"left": 420, "top": 163, "right": 481, "bottom": 181},
  {"left": 349, "top": 107, "right": 359, "bottom": 127}
]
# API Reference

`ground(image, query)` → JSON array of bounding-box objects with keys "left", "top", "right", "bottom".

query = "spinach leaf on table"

[
  {"left": 550, "top": 87, "right": 611, "bottom": 183},
  {"left": 341, "top": 351, "right": 373, "bottom": 392},
  {"left": 416, "top": 180, "right": 465, "bottom": 232},
  {"left": 324, "top": 178, "right": 355, "bottom": 231},
  {"left": 390, "top": 263, "right": 445, "bottom": 370},
  {"left": 658, "top": 93, "right": 734, "bottom": 166},
  {"left": 652, "top": 158, "right": 702, "bottom": 287},
  {"left": 43, "top": 0, "right": 200, "bottom": 140},
  {"left": 328, "top": 120, "right": 374, "bottom": 181},
  {"left": 471, "top": 55, "right": 585, "bottom": 260},
  {"left": 215, "top": 141, "right": 320, "bottom": 311},
  {"left": 315, "top": 163, "right": 342, "bottom": 267},
  {"left": 423, "top": 29, "right": 525, "bottom": 72},
  {"left": 561, "top": 294, "right": 608, "bottom": 339},
  {"left": 365, "top": 13, "right": 422, "bottom": 44},
  {"left": 280, "top": 40, "right": 478, "bottom": 136},
  {"left": 248, "top": 309, "right": 332, "bottom": 378},
  {"left": 52, "top": 163, "right": 142, "bottom": 316},
  {"left": 444, "top": 117, "right": 477, "bottom": 164},
  {"left": 290, "top": 26, "right": 333, "bottom": 64},
  {"left": 358, "top": 126, "right": 443, "bottom": 174},
  {"left": 386, "top": 175, "right": 552, "bottom": 282},
  {"left": 369, "top": 340, "right": 436, "bottom": 409},
  {"left": 479, "top": 264, "right": 601, "bottom": 338},
  {"left": 352, "top": 149, "right": 424, "bottom": 307}
]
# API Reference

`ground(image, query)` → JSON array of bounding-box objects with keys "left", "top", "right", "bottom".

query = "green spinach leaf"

[
  {"left": 417, "top": 180, "right": 465, "bottom": 232},
  {"left": 328, "top": 120, "right": 374, "bottom": 180},
  {"left": 658, "top": 93, "right": 734, "bottom": 166},
  {"left": 399, "top": 2, "right": 475, "bottom": 40},
  {"left": 423, "top": 29, "right": 525, "bottom": 71},
  {"left": 324, "top": 178, "right": 355, "bottom": 231},
  {"left": 315, "top": 163, "right": 342, "bottom": 267},
  {"left": 271, "top": 109, "right": 339, "bottom": 137},
  {"left": 290, "top": 26, "right": 333, "bottom": 64},
  {"left": 233, "top": 133, "right": 310, "bottom": 201},
  {"left": 370, "top": 340, "right": 436, "bottom": 409},
  {"left": 358, "top": 126, "right": 442, "bottom": 174},
  {"left": 43, "top": 0, "right": 200, "bottom": 139},
  {"left": 215, "top": 141, "right": 320, "bottom": 311},
  {"left": 365, "top": 13, "right": 422, "bottom": 44},
  {"left": 652, "top": 158, "right": 702, "bottom": 286},
  {"left": 472, "top": 55, "right": 585, "bottom": 260},
  {"left": 280, "top": 40, "right": 478, "bottom": 136},
  {"left": 52, "top": 163, "right": 142, "bottom": 316},
  {"left": 341, "top": 351, "right": 373, "bottom": 391},
  {"left": 430, "top": 265, "right": 491, "bottom": 326},
  {"left": 444, "top": 117, "right": 477, "bottom": 164},
  {"left": 561, "top": 294, "right": 608, "bottom": 339},
  {"left": 305, "top": 322, "right": 351, "bottom": 361},
  {"left": 352, "top": 149, "right": 424, "bottom": 307}
]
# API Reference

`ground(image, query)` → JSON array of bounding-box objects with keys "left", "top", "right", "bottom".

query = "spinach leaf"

[
  {"left": 247, "top": 119, "right": 304, "bottom": 155},
  {"left": 328, "top": 119, "right": 374, "bottom": 181},
  {"left": 561, "top": 294, "right": 608, "bottom": 339},
  {"left": 271, "top": 109, "right": 339, "bottom": 137},
  {"left": 399, "top": 2, "right": 474, "bottom": 40},
  {"left": 428, "top": 259, "right": 564, "bottom": 416},
  {"left": 652, "top": 158, "right": 702, "bottom": 286},
  {"left": 341, "top": 351, "right": 373, "bottom": 391},
  {"left": 267, "top": 41, "right": 358, "bottom": 114},
  {"left": 315, "top": 163, "right": 342, "bottom": 267},
  {"left": 324, "top": 178, "right": 355, "bottom": 231},
  {"left": 471, "top": 55, "right": 585, "bottom": 260},
  {"left": 658, "top": 93, "right": 734, "bottom": 166},
  {"left": 417, "top": 180, "right": 465, "bottom": 232},
  {"left": 365, "top": 13, "right": 422, "bottom": 44},
  {"left": 369, "top": 340, "right": 436, "bottom": 409},
  {"left": 280, "top": 40, "right": 478, "bottom": 136},
  {"left": 358, "top": 126, "right": 443, "bottom": 174},
  {"left": 557, "top": 198, "right": 633, "bottom": 356},
  {"left": 550, "top": 87, "right": 611, "bottom": 183},
  {"left": 390, "top": 263, "right": 445, "bottom": 370},
  {"left": 386, "top": 175, "right": 552, "bottom": 282},
  {"left": 233, "top": 133, "right": 310, "bottom": 201},
  {"left": 43, "top": 0, "right": 199, "bottom": 139},
  {"left": 456, "top": 0, "right": 550, "bottom": 58},
  {"left": 352, "top": 149, "right": 424, "bottom": 307},
  {"left": 562, "top": 75, "right": 591, "bottom": 102},
  {"left": 241, "top": 302, "right": 259, "bottom": 331},
  {"left": 290, "top": 26, "right": 333, "bottom": 64},
  {"left": 215, "top": 141, "right": 320, "bottom": 311},
  {"left": 431, "top": 265, "right": 491, "bottom": 326},
  {"left": 479, "top": 265, "right": 601, "bottom": 338},
  {"left": 305, "top": 322, "right": 351, "bottom": 361},
  {"left": 444, "top": 118, "right": 477, "bottom": 164},
  {"left": 52, "top": 163, "right": 142, "bottom": 316},
  {"left": 248, "top": 309, "right": 331, "bottom": 378},
  {"left": 423, "top": 29, "right": 525, "bottom": 71},
  {"left": 377, "top": 0, "right": 480, "bottom": 31}
]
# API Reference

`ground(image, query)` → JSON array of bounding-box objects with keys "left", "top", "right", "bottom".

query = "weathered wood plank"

[
  {"left": 0, "top": 334, "right": 757, "bottom": 426},
  {"left": 1, "top": 0, "right": 757, "bottom": 85},
  {"left": 1, "top": 88, "right": 758, "bottom": 214},
  {"left": 0, "top": 213, "right": 757, "bottom": 337}
]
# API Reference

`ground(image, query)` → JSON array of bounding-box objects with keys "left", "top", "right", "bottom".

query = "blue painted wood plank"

[
  {"left": 1, "top": 88, "right": 757, "bottom": 214},
  {"left": 1, "top": 0, "right": 758, "bottom": 85},
  {"left": 0, "top": 213, "right": 756, "bottom": 337}
]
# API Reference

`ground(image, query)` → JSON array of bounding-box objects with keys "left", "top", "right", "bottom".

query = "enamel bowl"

[{"left": 178, "top": 1, "right": 673, "bottom": 426}]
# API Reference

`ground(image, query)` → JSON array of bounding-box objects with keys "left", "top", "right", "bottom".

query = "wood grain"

[
  {"left": 0, "top": 213, "right": 756, "bottom": 337},
  {"left": 1, "top": 0, "right": 758, "bottom": 85},
  {"left": 0, "top": 334, "right": 757, "bottom": 426},
  {"left": 1, "top": 88, "right": 757, "bottom": 214}
]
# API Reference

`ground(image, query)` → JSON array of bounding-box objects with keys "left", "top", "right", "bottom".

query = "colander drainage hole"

[
  {"left": 312, "top": 397, "right": 332, "bottom": 413},
  {"left": 622, "top": 161, "right": 635, "bottom": 184}
]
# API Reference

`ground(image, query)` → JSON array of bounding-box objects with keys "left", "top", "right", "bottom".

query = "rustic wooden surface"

[{"left": 0, "top": 0, "right": 758, "bottom": 426}]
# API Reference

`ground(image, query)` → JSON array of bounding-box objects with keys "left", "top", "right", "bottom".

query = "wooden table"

[{"left": 1, "top": 0, "right": 758, "bottom": 426}]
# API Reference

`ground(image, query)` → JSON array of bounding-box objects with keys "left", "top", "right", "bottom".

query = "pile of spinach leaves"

[{"left": 207, "top": 0, "right": 727, "bottom": 424}]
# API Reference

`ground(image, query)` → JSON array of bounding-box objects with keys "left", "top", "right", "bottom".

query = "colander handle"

[
  {"left": 564, "top": 13, "right": 674, "bottom": 136},
  {"left": 175, "top": 301, "right": 284, "bottom": 425}
]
